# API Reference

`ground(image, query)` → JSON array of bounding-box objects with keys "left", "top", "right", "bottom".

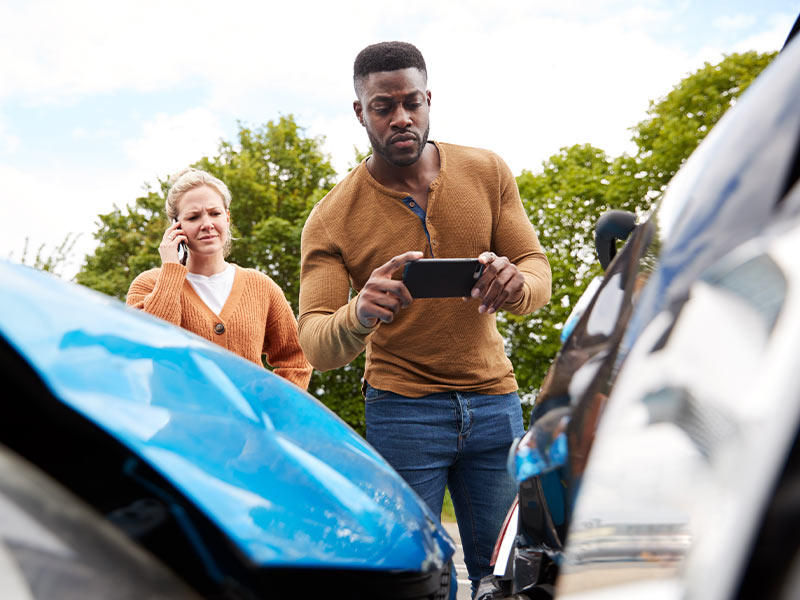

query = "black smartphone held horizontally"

[
  {"left": 173, "top": 219, "right": 187, "bottom": 265},
  {"left": 402, "top": 258, "right": 484, "bottom": 298}
]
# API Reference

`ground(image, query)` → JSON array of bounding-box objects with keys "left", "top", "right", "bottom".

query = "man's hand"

[
  {"left": 470, "top": 251, "right": 524, "bottom": 314},
  {"left": 356, "top": 251, "right": 424, "bottom": 328}
]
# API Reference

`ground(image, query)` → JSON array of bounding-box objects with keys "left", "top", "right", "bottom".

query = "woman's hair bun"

[{"left": 168, "top": 167, "right": 199, "bottom": 186}]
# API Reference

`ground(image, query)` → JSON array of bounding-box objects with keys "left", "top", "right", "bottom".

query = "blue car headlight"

[{"left": 508, "top": 407, "right": 571, "bottom": 484}]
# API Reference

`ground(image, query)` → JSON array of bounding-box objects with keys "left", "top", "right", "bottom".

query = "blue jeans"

[{"left": 365, "top": 386, "right": 523, "bottom": 596}]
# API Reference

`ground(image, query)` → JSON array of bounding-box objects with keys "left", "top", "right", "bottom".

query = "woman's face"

[{"left": 176, "top": 185, "right": 229, "bottom": 257}]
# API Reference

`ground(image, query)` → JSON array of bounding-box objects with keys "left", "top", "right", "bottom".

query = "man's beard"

[{"left": 369, "top": 123, "right": 430, "bottom": 167}]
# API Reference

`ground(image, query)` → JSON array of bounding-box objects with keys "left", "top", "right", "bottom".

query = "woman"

[{"left": 127, "top": 167, "right": 312, "bottom": 390}]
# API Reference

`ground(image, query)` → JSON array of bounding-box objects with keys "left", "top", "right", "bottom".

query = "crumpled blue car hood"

[{"left": 0, "top": 261, "right": 453, "bottom": 571}]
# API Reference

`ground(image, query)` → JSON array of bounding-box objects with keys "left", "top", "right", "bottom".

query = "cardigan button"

[{"left": 214, "top": 323, "right": 225, "bottom": 335}]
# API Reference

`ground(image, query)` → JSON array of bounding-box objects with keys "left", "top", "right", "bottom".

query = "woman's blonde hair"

[{"left": 166, "top": 167, "right": 233, "bottom": 256}]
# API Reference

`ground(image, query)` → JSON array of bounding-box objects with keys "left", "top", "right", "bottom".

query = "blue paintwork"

[{"left": 0, "top": 261, "right": 454, "bottom": 571}]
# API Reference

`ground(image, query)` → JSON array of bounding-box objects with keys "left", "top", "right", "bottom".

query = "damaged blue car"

[{"left": 0, "top": 259, "right": 454, "bottom": 599}]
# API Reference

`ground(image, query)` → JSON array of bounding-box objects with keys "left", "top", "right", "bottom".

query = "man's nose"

[{"left": 391, "top": 106, "right": 412, "bottom": 128}]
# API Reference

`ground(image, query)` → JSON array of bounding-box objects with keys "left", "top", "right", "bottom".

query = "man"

[{"left": 298, "top": 41, "right": 551, "bottom": 594}]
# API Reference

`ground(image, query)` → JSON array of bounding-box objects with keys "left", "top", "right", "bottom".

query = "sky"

[{"left": 1, "top": 0, "right": 798, "bottom": 278}]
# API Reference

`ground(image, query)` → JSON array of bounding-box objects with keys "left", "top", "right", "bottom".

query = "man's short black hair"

[{"left": 353, "top": 41, "right": 427, "bottom": 97}]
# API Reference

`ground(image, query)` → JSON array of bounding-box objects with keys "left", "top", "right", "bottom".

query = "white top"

[{"left": 186, "top": 263, "right": 236, "bottom": 315}]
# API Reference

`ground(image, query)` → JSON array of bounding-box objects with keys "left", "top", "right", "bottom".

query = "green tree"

[
  {"left": 509, "top": 51, "right": 776, "bottom": 406},
  {"left": 194, "top": 118, "right": 337, "bottom": 307},
  {"left": 76, "top": 116, "right": 374, "bottom": 432},
  {"left": 507, "top": 144, "right": 621, "bottom": 404},
  {"left": 77, "top": 116, "right": 338, "bottom": 304},
  {"left": 76, "top": 189, "right": 167, "bottom": 298},
  {"left": 634, "top": 51, "right": 776, "bottom": 192},
  {"left": 73, "top": 52, "right": 775, "bottom": 433}
]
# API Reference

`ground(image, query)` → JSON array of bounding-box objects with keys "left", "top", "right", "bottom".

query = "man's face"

[{"left": 354, "top": 68, "right": 431, "bottom": 167}]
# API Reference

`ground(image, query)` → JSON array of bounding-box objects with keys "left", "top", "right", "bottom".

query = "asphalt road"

[{"left": 442, "top": 521, "right": 472, "bottom": 600}]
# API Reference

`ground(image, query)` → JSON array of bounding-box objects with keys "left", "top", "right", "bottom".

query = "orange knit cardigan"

[{"left": 127, "top": 262, "right": 312, "bottom": 390}]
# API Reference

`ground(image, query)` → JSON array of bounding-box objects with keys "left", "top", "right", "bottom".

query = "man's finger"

[
  {"left": 366, "top": 278, "right": 414, "bottom": 307},
  {"left": 478, "top": 279, "right": 504, "bottom": 313},
  {"left": 367, "top": 304, "right": 398, "bottom": 324},
  {"left": 471, "top": 265, "right": 501, "bottom": 298},
  {"left": 374, "top": 250, "right": 424, "bottom": 277},
  {"left": 487, "top": 290, "right": 511, "bottom": 314}
]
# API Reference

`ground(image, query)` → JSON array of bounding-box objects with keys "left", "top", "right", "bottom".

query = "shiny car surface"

[
  {"left": 481, "top": 21, "right": 800, "bottom": 600},
  {"left": 0, "top": 260, "right": 454, "bottom": 599}
]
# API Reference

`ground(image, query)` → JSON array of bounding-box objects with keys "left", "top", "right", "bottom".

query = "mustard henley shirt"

[{"left": 298, "top": 141, "right": 552, "bottom": 397}]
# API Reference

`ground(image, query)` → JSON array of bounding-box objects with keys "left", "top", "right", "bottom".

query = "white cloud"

[
  {"left": 1, "top": 163, "right": 145, "bottom": 279},
  {"left": 0, "top": 0, "right": 378, "bottom": 105},
  {"left": 0, "top": 0, "right": 796, "bottom": 278},
  {"left": 731, "top": 13, "right": 797, "bottom": 53},
  {"left": 713, "top": 14, "right": 757, "bottom": 31},
  {"left": 0, "top": 116, "right": 20, "bottom": 154},
  {"left": 123, "top": 108, "right": 224, "bottom": 182},
  {"left": 309, "top": 112, "right": 369, "bottom": 177},
  {"left": 421, "top": 12, "right": 696, "bottom": 173}
]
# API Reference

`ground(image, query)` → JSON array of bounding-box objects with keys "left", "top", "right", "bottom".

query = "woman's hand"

[{"left": 159, "top": 221, "right": 188, "bottom": 264}]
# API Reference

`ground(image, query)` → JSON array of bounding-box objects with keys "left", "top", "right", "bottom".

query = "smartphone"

[
  {"left": 402, "top": 258, "right": 484, "bottom": 298},
  {"left": 173, "top": 219, "right": 187, "bottom": 265}
]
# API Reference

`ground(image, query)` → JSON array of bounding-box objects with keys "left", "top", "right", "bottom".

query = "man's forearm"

[
  {"left": 503, "top": 253, "right": 552, "bottom": 315},
  {"left": 298, "top": 296, "right": 378, "bottom": 371}
]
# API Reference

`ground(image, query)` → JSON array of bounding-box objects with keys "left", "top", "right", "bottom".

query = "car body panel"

[
  {"left": 621, "top": 35, "right": 800, "bottom": 362},
  {"left": 484, "top": 26, "right": 800, "bottom": 600},
  {"left": 0, "top": 260, "right": 453, "bottom": 573},
  {"left": 560, "top": 214, "right": 800, "bottom": 599}
]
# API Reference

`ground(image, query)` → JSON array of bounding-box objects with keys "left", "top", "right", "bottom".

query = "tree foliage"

[
  {"left": 633, "top": 50, "right": 776, "bottom": 192},
  {"left": 505, "top": 51, "right": 775, "bottom": 406},
  {"left": 10, "top": 234, "right": 80, "bottom": 278},
  {"left": 76, "top": 189, "right": 167, "bottom": 298},
  {"left": 73, "top": 52, "right": 775, "bottom": 433},
  {"left": 76, "top": 116, "right": 373, "bottom": 431},
  {"left": 77, "top": 116, "right": 338, "bottom": 303},
  {"left": 194, "top": 118, "right": 337, "bottom": 307}
]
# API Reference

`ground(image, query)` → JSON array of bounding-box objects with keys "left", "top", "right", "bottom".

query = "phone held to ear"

[
  {"left": 173, "top": 219, "right": 187, "bottom": 266},
  {"left": 402, "top": 258, "right": 484, "bottom": 298}
]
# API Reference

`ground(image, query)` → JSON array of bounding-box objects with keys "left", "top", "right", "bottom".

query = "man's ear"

[
  {"left": 353, "top": 100, "right": 365, "bottom": 127},
  {"left": 426, "top": 90, "right": 432, "bottom": 106}
]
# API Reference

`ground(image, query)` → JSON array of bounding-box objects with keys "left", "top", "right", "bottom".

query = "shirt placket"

[{"left": 402, "top": 196, "right": 436, "bottom": 257}]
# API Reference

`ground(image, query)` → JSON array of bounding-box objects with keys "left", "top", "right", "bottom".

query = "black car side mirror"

[{"left": 595, "top": 210, "right": 637, "bottom": 270}]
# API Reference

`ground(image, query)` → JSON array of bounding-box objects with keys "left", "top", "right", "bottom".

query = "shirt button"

[
  {"left": 214, "top": 323, "right": 225, "bottom": 335},
  {"left": 409, "top": 201, "right": 416, "bottom": 208}
]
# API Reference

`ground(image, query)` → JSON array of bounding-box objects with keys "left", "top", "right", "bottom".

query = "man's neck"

[{"left": 367, "top": 142, "right": 440, "bottom": 191}]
